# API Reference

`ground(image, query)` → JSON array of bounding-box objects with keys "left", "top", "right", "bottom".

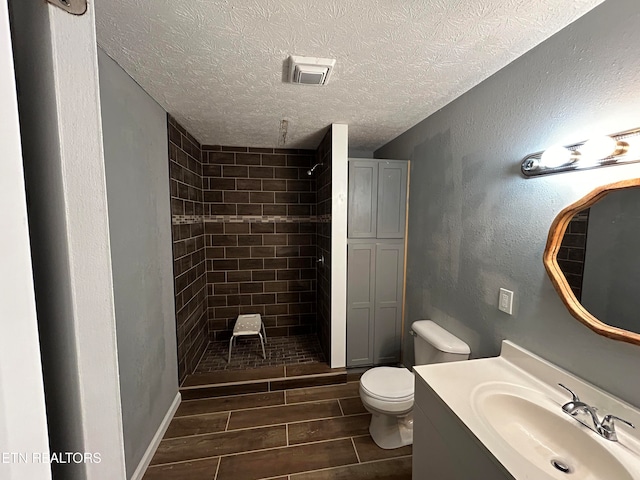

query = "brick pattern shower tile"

[
  {"left": 201, "top": 145, "right": 319, "bottom": 341},
  {"left": 168, "top": 123, "right": 329, "bottom": 380},
  {"left": 169, "top": 115, "right": 207, "bottom": 383},
  {"left": 557, "top": 209, "right": 589, "bottom": 300},
  {"left": 315, "top": 128, "right": 332, "bottom": 360}
]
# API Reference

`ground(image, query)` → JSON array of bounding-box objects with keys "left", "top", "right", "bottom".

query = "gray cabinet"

[
  {"left": 377, "top": 162, "right": 408, "bottom": 238},
  {"left": 346, "top": 241, "right": 406, "bottom": 367},
  {"left": 347, "top": 159, "right": 408, "bottom": 367},
  {"left": 348, "top": 160, "right": 407, "bottom": 239},
  {"left": 374, "top": 242, "right": 405, "bottom": 364},
  {"left": 346, "top": 243, "right": 376, "bottom": 366},
  {"left": 348, "top": 161, "right": 378, "bottom": 238},
  {"left": 413, "top": 377, "right": 514, "bottom": 479}
]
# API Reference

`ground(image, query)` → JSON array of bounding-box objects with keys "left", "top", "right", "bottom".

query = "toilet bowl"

[
  {"left": 359, "top": 366, "right": 414, "bottom": 449},
  {"left": 359, "top": 320, "right": 470, "bottom": 449}
]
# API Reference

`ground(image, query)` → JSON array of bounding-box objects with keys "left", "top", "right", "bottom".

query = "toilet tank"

[{"left": 411, "top": 320, "right": 470, "bottom": 365}]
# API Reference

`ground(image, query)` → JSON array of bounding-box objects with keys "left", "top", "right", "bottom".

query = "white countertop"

[{"left": 414, "top": 341, "right": 640, "bottom": 479}]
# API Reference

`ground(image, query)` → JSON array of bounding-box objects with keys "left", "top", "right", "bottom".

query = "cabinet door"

[
  {"left": 373, "top": 242, "right": 404, "bottom": 364},
  {"left": 377, "top": 161, "right": 408, "bottom": 238},
  {"left": 346, "top": 243, "right": 376, "bottom": 366},
  {"left": 348, "top": 160, "right": 378, "bottom": 238}
]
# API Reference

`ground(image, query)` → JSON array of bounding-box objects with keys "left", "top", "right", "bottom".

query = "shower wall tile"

[
  {"left": 558, "top": 209, "right": 590, "bottom": 301},
  {"left": 169, "top": 134, "right": 325, "bottom": 374},
  {"left": 169, "top": 115, "right": 207, "bottom": 384},
  {"left": 201, "top": 146, "right": 318, "bottom": 341},
  {"left": 316, "top": 128, "right": 332, "bottom": 361},
  {"left": 201, "top": 146, "right": 317, "bottom": 217}
]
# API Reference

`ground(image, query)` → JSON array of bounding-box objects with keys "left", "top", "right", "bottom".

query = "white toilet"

[{"left": 359, "top": 320, "right": 470, "bottom": 449}]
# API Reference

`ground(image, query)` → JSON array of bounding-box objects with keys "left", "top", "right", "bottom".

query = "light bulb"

[
  {"left": 540, "top": 146, "right": 574, "bottom": 168},
  {"left": 579, "top": 136, "right": 618, "bottom": 165}
]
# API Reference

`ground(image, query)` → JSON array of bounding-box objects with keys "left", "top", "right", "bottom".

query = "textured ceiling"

[{"left": 95, "top": 0, "right": 603, "bottom": 150}]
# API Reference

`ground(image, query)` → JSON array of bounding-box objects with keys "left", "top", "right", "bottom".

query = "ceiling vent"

[{"left": 288, "top": 56, "right": 336, "bottom": 86}]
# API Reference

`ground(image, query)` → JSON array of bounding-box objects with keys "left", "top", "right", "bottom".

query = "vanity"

[
  {"left": 410, "top": 179, "right": 640, "bottom": 479},
  {"left": 413, "top": 341, "right": 640, "bottom": 479}
]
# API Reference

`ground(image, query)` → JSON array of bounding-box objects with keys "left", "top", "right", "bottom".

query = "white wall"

[
  {"left": 331, "top": 124, "right": 348, "bottom": 367},
  {"left": 98, "top": 49, "right": 179, "bottom": 479},
  {"left": 376, "top": 0, "right": 640, "bottom": 406},
  {"left": 0, "top": 1, "right": 50, "bottom": 478},
  {"left": 9, "top": 1, "right": 126, "bottom": 477}
]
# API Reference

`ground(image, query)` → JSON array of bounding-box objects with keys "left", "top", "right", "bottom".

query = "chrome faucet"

[{"left": 559, "top": 384, "right": 635, "bottom": 442}]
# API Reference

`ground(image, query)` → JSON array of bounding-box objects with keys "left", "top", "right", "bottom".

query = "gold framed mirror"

[{"left": 544, "top": 178, "right": 640, "bottom": 345}]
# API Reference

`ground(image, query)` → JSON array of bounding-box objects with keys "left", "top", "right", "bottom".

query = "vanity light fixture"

[{"left": 521, "top": 127, "right": 640, "bottom": 177}]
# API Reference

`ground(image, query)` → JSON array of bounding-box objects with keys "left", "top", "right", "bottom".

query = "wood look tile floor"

[{"left": 144, "top": 381, "right": 412, "bottom": 480}]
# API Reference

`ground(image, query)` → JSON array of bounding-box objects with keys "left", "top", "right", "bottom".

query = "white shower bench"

[{"left": 228, "top": 313, "right": 267, "bottom": 363}]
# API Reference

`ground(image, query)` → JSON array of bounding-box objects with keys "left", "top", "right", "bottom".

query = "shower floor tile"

[{"left": 195, "top": 334, "right": 325, "bottom": 372}]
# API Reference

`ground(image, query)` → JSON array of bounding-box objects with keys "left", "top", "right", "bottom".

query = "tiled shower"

[
  {"left": 168, "top": 117, "right": 207, "bottom": 381},
  {"left": 168, "top": 116, "right": 332, "bottom": 383}
]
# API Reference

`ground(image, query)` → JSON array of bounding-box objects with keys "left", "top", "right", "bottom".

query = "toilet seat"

[{"left": 360, "top": 367, "right": 414, "bottom": 402}]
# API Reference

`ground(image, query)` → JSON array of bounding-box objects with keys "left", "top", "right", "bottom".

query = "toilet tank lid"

[{"left": 411, "top": 320, "right": 470, "bottom": 355}]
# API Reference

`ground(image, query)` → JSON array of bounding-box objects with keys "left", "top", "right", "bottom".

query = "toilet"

[{"left": 359, "top": 320, "right": 470, "bottom": 449}]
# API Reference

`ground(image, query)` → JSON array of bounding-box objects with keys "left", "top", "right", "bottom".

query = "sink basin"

[
  {"left": 414, "top": 342, "right": 640, "bottom": 479},
  {"left": 473, "top": 384, "right": 633, "bottom": 480}
]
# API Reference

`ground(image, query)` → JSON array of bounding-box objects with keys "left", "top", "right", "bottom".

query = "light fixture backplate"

[{"left": 521, "top": 127, "right": 640, "bottom": 177}]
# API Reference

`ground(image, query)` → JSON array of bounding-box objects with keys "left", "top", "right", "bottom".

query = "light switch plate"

[{"left": 499, "top": 288, "right": 514, "bottom": 315}]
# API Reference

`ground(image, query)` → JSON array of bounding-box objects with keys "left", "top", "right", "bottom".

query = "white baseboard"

[{"left": 130, "top": 391, "right": 181, "bottom": 480}]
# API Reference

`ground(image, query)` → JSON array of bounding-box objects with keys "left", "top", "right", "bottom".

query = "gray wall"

[
  {"left": 582, "top": 188, "right": 640, "bottom": 332},
  {"left": 376, "top": 0, "right": 640, "bottom": 407},
  {"left": 348, "top": 148, "right": 374, "bottom": 159},
  {"left": 98, "top": 49, "right": 178, "bottom": 477}
]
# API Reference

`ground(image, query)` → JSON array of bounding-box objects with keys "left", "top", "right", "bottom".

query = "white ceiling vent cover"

[{"left": 288, "top": 56, "right": 336, "bottom": 86}]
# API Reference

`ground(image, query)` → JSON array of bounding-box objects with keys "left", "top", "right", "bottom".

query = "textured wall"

[
  {"left": 316, "top": 127, "right": 333, "bottom": 361},
  {"left": 376, "top": 0, "right": 640, "bottom": 407},
  {"left": 168, "top": 116, "right": 208, "bottom": 383},
  {"left": 201, "top": 145, "right": 318, "bottom": 341},
  {"left": 99, "top": 50, "right": 179, "bottom": 478}
]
